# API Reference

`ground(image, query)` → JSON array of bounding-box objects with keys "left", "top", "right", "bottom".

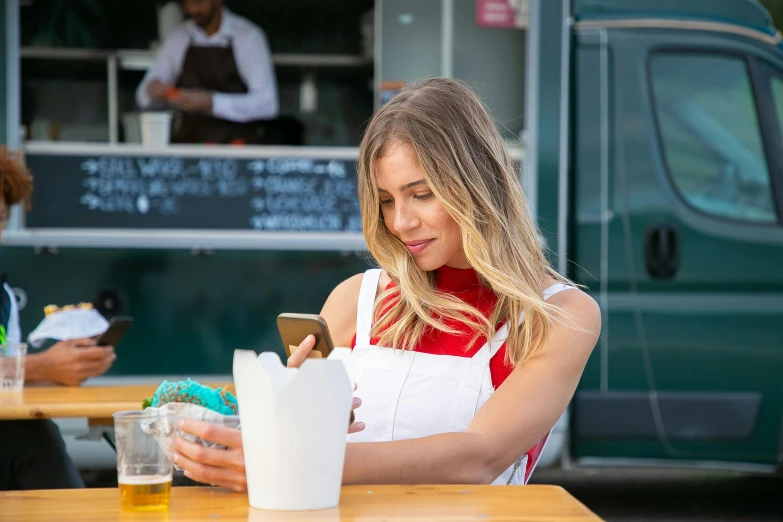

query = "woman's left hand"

[
  {"left": 172, "top": 392, "right": 364, "bottom": 492},
  {"left": 171, "top": 420, "right": 247, "bottom": 492}
]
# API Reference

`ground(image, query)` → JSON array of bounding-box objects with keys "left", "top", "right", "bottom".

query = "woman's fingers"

[
  {"left": 171, "top": 443, "right": 246, "bottom": 492},
  {"left": 172, "top": 435, "right": 243, "bottom": 472},
  {"left": 177, "top": 419, "right": 242, "bottom": 449},
  {"left": 172, "top": 421, "right": 246, "bottom": 487},
  {"left": 287, "top": 334, "right": 316, "bottom": 368},
  {"left": 348, "top": 396, "right": 364, "bottom": 433}
]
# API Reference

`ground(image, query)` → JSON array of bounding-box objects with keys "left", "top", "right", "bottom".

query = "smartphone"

[
  {"left": 96, "top": 316, "right": 133, "bottom": 347},
  {"left": 277, "top": 313, "right": 335, "bottom": 359}
]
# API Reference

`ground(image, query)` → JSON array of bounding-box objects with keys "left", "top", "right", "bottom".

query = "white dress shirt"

[{"left": 135, "top": 8, "right": 279, "bottom": 122}]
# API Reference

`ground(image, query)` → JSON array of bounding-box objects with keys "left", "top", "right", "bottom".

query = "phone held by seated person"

[
  {"left": 277, "top": 313, "right": 335, "bottom": 359},
  {"left": 96, "top": 316, "right": 133, "bottom": 347},
  {"left": 277, "top": 313, "right": 355, "bottom": 425}
]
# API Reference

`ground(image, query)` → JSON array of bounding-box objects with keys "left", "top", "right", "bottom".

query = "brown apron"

[{"left": 170, "top": 37, "right": 263, "bottom": 144}]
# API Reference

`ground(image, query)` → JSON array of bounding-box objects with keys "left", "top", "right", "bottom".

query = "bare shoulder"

[
  {"left": 551, "top": 286, "right": 600, "bottom": 317},
  {"left": 545, "top": 277, "right": 598, "bottom": 311},
  {"left": 546, "top": 284, "right": 602, "bottom": 353},
  {"left": 320, "top": 273, "right": 366, "bottom": 347}
]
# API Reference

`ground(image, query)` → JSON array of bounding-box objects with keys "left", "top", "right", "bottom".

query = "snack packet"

[{"left": 140, "top": 379, "right": 240, "bottom": 471}]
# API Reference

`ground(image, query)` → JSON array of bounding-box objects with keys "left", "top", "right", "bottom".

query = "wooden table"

[
  {"left": 0, "top": 383, "right": 233, "bottom": 425},
  {"left": 0, "top": 485, "right": 603, "bottom": 521}
]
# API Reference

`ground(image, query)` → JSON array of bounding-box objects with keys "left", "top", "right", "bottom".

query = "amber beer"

[
  {"left": 119, "top": 474, "right": 172, "bottom": 510},
  {"left": 114, "top": 410, "right": 176, "bottom": 511}
]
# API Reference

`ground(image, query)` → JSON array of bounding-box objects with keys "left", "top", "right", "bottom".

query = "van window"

[{"left": 650, "top": 54, "right": 777, "bottom": 223}]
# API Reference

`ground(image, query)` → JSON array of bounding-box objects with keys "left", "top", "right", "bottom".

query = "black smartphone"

[
  {"left": 277, "top": 313, "right": 335, "bottom": 359},
  {"left": 96, "top": 316, "right": 133, "bottom": 347}
]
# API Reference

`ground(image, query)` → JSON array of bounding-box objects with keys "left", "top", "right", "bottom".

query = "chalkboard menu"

[{"left": 24, "top": 153, "right": 362, "bottom": 232}]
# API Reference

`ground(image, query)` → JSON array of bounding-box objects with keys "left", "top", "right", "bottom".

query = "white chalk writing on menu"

[{"left": 76, "top": 155, "right": 361, "bottom": 232}]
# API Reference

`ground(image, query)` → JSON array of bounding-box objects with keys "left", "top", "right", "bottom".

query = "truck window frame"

[
  {"left": 646, "top": 49, "right": 783, "bottom": 227},
  {"left": 747, "top": 57, "right": 783, "bottom": 217}
]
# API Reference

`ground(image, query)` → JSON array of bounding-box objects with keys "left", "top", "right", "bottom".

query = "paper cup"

[{"left": 140, "top": 112, "right": 172, "bottom": 147}]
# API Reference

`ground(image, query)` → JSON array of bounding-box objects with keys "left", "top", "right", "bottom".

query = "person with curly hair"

[{"left": 0, "top": 152, "right": 117, "bottom": 490}]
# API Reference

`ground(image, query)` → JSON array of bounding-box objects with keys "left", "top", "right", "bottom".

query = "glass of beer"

[{"left": 113, "top": 410, "right": 175, "bottom": 511}]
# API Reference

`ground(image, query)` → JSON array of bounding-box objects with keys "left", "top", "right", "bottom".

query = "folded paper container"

[{"left": 234, "top": 349, "right": 354, "bottom": 511}]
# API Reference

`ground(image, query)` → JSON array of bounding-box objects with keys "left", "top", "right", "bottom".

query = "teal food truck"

[{"left": 0, "top": 0, "right": 781, "bottom": 474}]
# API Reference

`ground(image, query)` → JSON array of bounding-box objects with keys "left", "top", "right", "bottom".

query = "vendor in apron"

[
  {"left": 135, "top": 0, "right": 278, "bottom": 145},
  {"left": 168, "top": 78, "right": 602, "bottom": 491}
]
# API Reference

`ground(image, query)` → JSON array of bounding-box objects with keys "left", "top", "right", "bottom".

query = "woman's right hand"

[
  {"left": 287, "top": 334, "right": 365, "bottom": 434},
  {"left": 286, "top": 334, "right": 317, "bottom": 368}
]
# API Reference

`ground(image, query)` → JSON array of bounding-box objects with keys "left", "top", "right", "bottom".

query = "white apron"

[{"left": 347, "top": 269, "right": 573, "bottom": 485}]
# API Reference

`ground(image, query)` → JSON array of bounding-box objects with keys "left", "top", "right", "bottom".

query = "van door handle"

[{"left": 645, "top": 224, "right": 679, "bottom": 279}]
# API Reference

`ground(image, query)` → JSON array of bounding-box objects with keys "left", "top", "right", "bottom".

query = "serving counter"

[{"left": 7, "top": 142, "right": 368, "bottom": 251}]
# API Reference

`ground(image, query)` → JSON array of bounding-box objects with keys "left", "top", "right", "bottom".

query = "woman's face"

[{"left": 374, "top": 143, "right": 469, "bottom": 271}]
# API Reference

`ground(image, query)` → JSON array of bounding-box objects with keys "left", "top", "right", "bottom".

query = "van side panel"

[{"left": 572, "top": 25, "right": 783, "bottom": 467}]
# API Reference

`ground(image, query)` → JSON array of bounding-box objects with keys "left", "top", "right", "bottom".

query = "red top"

[{"left": 351, "top": 265, "right": 514, "bottom": 389}]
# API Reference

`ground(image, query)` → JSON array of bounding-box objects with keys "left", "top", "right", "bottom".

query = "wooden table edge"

[
  {"left": 0, "top": 402, "right": 143, "bottom": 421},
  {"left": 10, "top": 485, "right": 578, "bottom": 494},
  {"left": 0, "top": 382, "right": 233, "bottom": 421},
  {"left": 0, "top": 485, "right": 605, "bottom": 521}
]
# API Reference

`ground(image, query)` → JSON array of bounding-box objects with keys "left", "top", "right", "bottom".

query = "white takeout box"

[{"left": 233, "top": 349, "right": 353, "bottom": 511}]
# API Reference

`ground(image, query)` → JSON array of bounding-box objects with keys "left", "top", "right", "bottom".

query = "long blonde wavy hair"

[{"left": 357, "top": 78, "right": 571, "bottom": 367}]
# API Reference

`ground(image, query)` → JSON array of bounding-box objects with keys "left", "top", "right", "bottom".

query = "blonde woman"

[{"left": 172, "top": 78, "right": 601, "bottom": 491}]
